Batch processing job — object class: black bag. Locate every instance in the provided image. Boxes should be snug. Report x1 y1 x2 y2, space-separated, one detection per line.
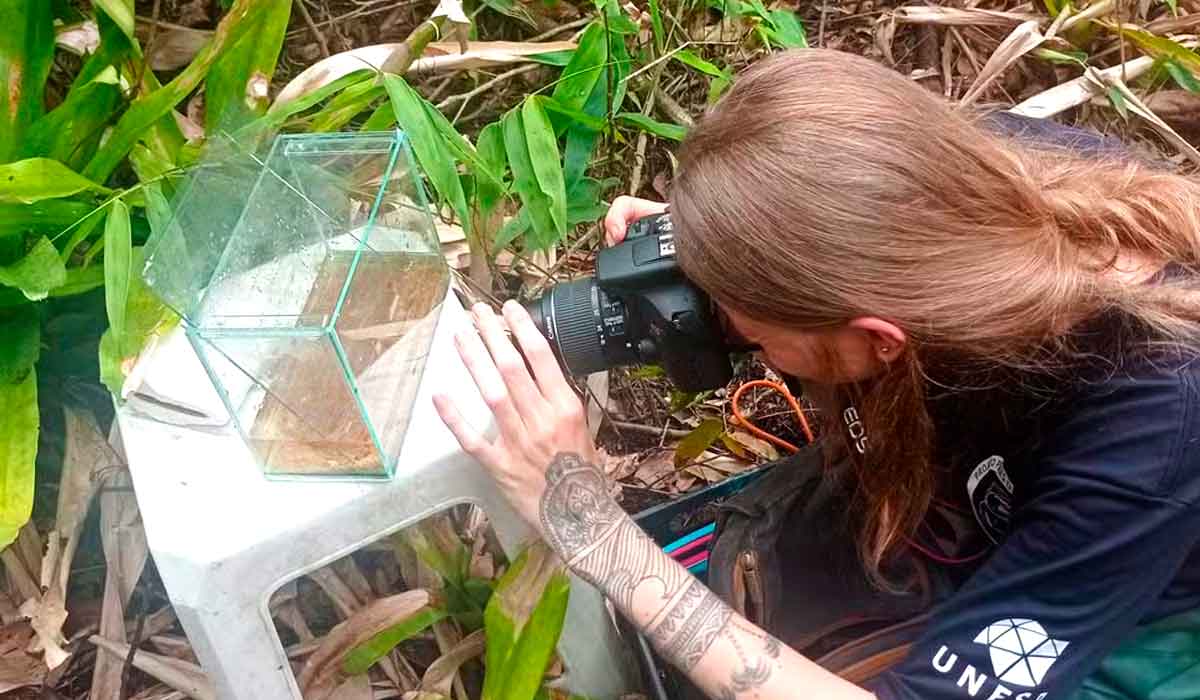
705 443 956 684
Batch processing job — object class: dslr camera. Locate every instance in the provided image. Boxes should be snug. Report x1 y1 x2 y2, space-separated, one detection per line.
523 213 736 392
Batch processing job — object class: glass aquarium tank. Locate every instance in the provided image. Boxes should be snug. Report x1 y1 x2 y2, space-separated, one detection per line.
143 131 449 479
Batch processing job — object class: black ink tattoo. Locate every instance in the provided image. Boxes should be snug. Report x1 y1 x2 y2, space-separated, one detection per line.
540 452 779 697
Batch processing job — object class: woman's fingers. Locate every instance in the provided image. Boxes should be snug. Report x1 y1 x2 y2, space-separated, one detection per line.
453 322 528 438
604 196 669 247
501 300 576 406
433 392 499 466
471 303 549 419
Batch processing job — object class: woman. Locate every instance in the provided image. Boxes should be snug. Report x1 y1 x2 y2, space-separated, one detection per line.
432 49 1200 700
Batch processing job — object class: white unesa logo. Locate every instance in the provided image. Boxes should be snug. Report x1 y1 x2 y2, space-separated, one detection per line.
973 619 1070 688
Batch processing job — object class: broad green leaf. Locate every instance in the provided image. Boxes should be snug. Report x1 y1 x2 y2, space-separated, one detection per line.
92 0 135 43
54 264 106 298
0 237 67 301
341 607 448 676
1122 27 1200 75
540 97 607 133
104 200 132 342
562 73 608 189
552 22 607 112
607 14 632 113
0 2 54 162
256 69 375 134
0 307 40 385
496 569 570 700
61 208 106 264
99 249 177 395
522 98 568 237
1166 58 1200 93
1042 0 1066 16
494 208 531 252
206 0 292 132
476 122 508 222
503 109 558 249
384 75 471 236
0 201 93 239
616 113 687 141
708 74 732 104
763 9 807 48
0 370 38 550
479 0 536 27
85 0 267 182
566 177 607 225
359 102 397 132
606 13 641 34
421 102 505 190
23 79 121 169
674 418 725 466
309 83 385 133
0 159 110 204
73 12 133 90
673 49 726 78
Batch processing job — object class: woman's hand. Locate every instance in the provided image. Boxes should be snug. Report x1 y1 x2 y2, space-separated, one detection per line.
432 300 595 531
603 195 669 247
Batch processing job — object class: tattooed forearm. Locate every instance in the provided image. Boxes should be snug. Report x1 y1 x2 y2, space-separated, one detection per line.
540 453 782 698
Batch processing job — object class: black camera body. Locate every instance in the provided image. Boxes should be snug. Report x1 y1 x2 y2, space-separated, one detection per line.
524 213 733 392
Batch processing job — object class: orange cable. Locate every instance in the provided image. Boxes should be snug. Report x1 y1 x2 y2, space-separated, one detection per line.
730 380 815 453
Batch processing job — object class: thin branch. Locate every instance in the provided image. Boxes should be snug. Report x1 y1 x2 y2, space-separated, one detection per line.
297 0 331 57
437 64 541 109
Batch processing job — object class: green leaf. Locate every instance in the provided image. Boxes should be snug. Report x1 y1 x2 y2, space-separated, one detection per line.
256 69 375 133
628 364 664 379
562 72 608 189
0 370 37 550
1033 48 1088 67
384 75 471 236
23 79 121 169
1164 0 1179 15
0 2 54 162
84 0 268 182
99 248 177 395
359 102 397 132
552 22 608 112
496 569 569 700
476 122 508 222
1166 58 1200 93
1042 0 1066 16
540 97 607 132
104 200 132 343
1107 85 1129 120
0 201 93 239
92 0 135 43
763 9 807 48
674 418 725 467
647 0 665 52
73 12 133 90
607 17 632 113
673 49 726 78
421 101 504 191
522 98 568 238
1121 27 1200 76
0 307 40 385
309 83 385 133
527 50 574 67
494 208 531 251
0 159 111 204
206 0 292 132
0 238 67 301
483 544 570 700
615 113 687 141
503 109 558 249
341 607 448 676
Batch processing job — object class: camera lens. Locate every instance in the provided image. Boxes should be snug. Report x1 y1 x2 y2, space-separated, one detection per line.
523 278 609 376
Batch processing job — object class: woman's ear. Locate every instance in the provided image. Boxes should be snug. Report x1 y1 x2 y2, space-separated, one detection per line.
848 317 907 363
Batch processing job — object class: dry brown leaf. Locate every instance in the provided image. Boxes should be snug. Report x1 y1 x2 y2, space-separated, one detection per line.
959 21 1045 107
420 629 485 697
725 430 780 462
328 673 374 700
1085 68 1200 167
893 6 1038 27
274 40 574 107
138 21 213 71
0 623 46 693
1008 55 1154 118
90 463 150 699
55 20 100 55
90 635 214 700
297 589 433 698
629 450 677 489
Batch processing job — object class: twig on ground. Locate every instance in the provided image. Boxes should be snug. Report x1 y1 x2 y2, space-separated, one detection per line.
297 0 332 58
611 420 690 439
530 17 593 42
438 64 541 109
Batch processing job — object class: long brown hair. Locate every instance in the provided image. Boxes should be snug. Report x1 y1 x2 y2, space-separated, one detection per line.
670 48 1200 580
